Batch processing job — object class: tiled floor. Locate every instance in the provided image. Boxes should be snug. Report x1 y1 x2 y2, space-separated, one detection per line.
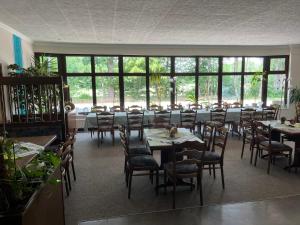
79 195 300 225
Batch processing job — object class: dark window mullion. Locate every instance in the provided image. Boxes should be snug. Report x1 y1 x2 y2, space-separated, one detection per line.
262 56 269 106
195 57 199 104
119 56 125 111
241 57 245 106
170 56 175 105
146 56 150 109
218 57 223 103
91 56 96 106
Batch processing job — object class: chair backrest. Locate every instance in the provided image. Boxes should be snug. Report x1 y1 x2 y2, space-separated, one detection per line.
253 121 271 145
91 105 107 112
210 108 227 125
211 102 224 109
96 111 115 130
180 110 196 128
262 106 278 120
189 103 203 110
171 140 207 176
230 102 242 108
211 127 229 160
110 105 122 112
153 110 171 128
149 104 161 111
167 104 181 111
201 123 215 150
127 110 144 128
240 108 256 124
127 105 142 112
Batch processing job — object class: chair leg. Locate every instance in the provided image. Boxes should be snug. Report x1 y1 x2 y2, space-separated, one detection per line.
150 170 153 184
198 175 203 206
250 144 254 164
71 161 76 181
288 152 292 173
101 132 104 143
164 170 167 194
156 169 159 196
241 138 245 159
208 165 211 175
125 167 129 187
128 170 133 199
172 180 176 209
97 132 100 147
254 146 259 166
213 164 216 179
190 178 193 191
63 174 69 196
220 165 225 189
67 169 72 191
267 153 272 174
112 131 115 145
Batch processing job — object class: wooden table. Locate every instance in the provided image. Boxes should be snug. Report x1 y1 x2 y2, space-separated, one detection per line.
260 120 300 167
14 135 57 167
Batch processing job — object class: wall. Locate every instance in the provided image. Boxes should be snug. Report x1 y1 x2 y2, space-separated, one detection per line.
0 23 33 123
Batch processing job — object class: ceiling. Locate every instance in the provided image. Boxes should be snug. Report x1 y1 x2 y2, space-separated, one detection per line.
0 0 300 45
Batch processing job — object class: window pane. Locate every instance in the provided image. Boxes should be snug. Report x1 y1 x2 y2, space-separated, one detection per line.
270 58 286 71
223 57 242 72
149 75 170 109
66 56 91 73
39 56 58 72
267 74 286 105
175 76 195 107
124 76 146 108
199 76 218 105
149 57 171 73
67 76 93 112
199 57 219 73
245 57 263 72
222 75 241 103
123 57 146 73
96 77 120 107
95 56 118 73
175 57 195 73
244 75 262 106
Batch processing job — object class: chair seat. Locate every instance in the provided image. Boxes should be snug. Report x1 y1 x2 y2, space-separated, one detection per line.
128 155 158 168
203 151 221 162
206 121 223 127
129 145 151 155
260 141 292 151
165 162 198 174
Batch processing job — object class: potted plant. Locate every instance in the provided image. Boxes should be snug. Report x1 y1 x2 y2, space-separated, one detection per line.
289 87 300 121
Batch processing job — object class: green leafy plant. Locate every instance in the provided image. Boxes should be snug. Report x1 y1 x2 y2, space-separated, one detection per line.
289 87 300 104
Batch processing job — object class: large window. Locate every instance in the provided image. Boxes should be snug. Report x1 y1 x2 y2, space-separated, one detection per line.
96 76 119 107
244 74 262 106
222 75 241 103
245 57 263 72
223 57 242 73
149 75 170 108
175 76 195 107
149 57 171 73
267 74 286 105
95 56 118 73
67 76 93 112
199 57 219 73
39 56 58 72
123 57 146 73
66 56 91 73
124 76 146 108
199 76 218 105
175 57 195 73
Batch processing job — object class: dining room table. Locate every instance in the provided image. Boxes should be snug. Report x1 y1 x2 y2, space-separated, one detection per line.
260 120 300 168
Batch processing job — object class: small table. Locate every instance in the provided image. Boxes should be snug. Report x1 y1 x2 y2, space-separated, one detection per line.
14 135 57 167
260 121 300 167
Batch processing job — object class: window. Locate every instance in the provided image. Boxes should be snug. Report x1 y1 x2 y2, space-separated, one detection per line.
199 57 219 73
223 57 242 72
39 56 58 72
175 57 196 73
244 74 262 106
123 57 146 73
245 57 263 72
149 57 171 73
95 56 118 73
267 74 286 105
67 76 93 112
124 76 146 108
222 75 241 103
270 58 285 71
198 76 218 105
66 56 91 73
175 76 195 107
149 75 170 108
96 77 120 107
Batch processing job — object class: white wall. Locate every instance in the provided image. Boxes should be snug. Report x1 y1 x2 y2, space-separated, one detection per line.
0 24 33 123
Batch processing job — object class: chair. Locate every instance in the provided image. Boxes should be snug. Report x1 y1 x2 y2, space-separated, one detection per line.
122 133 159 199
152 110 171 128
200 122 215 151
126 110 144 140
150 104 161 111
211 102 224 109
164 140 206 208
206 108 227 128
189 103 203 110
127 105 143 112
230 102 242 108
232 108 256 137
253 121 292 174
167 104 182 111
262 106 279 120
110 105 122 112
96 111 115 147
91 105 107 112
179 110 197 133
202 127 228 189
240 119 256 163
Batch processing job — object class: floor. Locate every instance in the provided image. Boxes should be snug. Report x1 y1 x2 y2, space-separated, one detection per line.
64 131 300 225
79 195 300 225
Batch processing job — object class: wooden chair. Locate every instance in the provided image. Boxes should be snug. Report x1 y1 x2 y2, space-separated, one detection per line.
200 122 215 151
127 105 143 112
152 110 171 128
149 104 161 111
167 104 182 111
189 103 203 110
96 111 115 147
110 105 122 112
202 127 228 189
206 108 227 128
240 119 256 163
126 110 144 140
62 132 77 181
164 140 206 208
253 121 292 174
211 102 224 109
179 110 197 133
230 102 242 108
262 106 279 120
232 108 256 137
122 133 159 199
91 105 107 112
